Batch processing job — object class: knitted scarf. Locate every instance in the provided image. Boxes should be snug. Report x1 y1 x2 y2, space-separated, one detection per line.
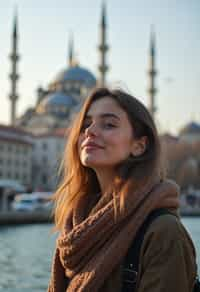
48 178 179 292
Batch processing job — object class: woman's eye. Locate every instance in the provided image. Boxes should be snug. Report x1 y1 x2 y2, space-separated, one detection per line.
81 122 91 131
103 123 116 129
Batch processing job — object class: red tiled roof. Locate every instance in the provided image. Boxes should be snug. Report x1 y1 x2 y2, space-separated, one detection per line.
0 124 33 136
0 124 33 145
34 128 70 138
0 136 32 146
53 127 70 137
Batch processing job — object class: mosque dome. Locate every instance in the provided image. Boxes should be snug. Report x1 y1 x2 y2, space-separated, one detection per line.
179 122 200 135
36 91 77 116
53 64 96 87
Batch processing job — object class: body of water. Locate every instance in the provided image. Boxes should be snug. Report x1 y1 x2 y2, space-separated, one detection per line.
0 217 199 291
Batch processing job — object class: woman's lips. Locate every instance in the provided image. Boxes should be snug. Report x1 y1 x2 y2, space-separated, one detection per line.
82 142 104 150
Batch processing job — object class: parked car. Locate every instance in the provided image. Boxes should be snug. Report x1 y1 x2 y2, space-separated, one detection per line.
11 192 53 211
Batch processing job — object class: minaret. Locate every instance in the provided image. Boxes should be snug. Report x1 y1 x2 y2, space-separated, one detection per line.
68 33 74 67
98 2 109 87
148 27 157 119
9 11 20 126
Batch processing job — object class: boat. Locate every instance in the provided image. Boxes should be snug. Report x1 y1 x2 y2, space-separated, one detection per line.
180 188 200 216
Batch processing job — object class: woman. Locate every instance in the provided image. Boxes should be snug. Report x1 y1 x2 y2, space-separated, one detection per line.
48 87 197 292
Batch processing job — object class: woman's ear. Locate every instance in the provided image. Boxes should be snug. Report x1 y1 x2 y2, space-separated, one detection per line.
131 136 148 157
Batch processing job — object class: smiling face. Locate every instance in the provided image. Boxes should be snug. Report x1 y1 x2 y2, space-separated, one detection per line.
78 97 142 173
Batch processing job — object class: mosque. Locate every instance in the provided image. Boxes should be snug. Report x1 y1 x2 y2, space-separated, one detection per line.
5 3 200 191
8 3 158 135
15 48 98 134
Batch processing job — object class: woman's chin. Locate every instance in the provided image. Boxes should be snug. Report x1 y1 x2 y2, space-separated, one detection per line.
81 158 106 169
82 160 100 168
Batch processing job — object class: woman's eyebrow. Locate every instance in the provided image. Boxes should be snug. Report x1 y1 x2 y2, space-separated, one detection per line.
86 113 120 120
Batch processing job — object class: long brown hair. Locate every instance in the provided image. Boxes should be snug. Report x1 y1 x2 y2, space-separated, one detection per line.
53 87 165 230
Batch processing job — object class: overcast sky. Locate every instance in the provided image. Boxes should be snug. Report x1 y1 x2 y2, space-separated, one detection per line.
0 0 199 134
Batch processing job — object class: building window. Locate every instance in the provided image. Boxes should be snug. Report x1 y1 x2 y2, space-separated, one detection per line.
0 158 3 164
42 156 48 164
15 173 19 179
42 174 47 184
57 143 61 151
64 83 71 91
74 82 79 89
42 142 48 150
8 145 12 152
23 147 28 155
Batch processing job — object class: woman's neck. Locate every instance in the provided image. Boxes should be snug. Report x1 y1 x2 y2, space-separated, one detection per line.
94 168 116 195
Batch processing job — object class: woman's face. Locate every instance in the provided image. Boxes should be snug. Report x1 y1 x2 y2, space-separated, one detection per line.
78 97 143 172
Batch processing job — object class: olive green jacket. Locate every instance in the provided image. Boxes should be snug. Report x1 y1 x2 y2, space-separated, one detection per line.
136 213 196 292
48 213 197 292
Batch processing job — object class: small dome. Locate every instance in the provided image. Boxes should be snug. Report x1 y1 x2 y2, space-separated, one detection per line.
180 122 200 135
37 91 77 116
53 65 96 87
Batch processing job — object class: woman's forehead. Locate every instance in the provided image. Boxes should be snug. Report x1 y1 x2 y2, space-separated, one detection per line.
86 97 126 118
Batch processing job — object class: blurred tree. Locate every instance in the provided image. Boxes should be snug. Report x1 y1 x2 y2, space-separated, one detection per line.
161 138 200 190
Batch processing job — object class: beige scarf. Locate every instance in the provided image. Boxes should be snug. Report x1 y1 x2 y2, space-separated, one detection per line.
48 178 179 292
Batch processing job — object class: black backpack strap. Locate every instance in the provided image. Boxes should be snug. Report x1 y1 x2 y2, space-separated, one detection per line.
122 208 174 292
193 276 200 292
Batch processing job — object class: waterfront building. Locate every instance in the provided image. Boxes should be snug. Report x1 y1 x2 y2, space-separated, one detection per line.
32 128 67 190
0 125 67 196
0 125 33 187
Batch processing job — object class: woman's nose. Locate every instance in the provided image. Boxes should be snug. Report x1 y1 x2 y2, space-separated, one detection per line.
85 123 98 137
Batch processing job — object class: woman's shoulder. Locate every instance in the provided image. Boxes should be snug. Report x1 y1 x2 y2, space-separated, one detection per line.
146 211 183 237
142 210 196 258
138 210 197 291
